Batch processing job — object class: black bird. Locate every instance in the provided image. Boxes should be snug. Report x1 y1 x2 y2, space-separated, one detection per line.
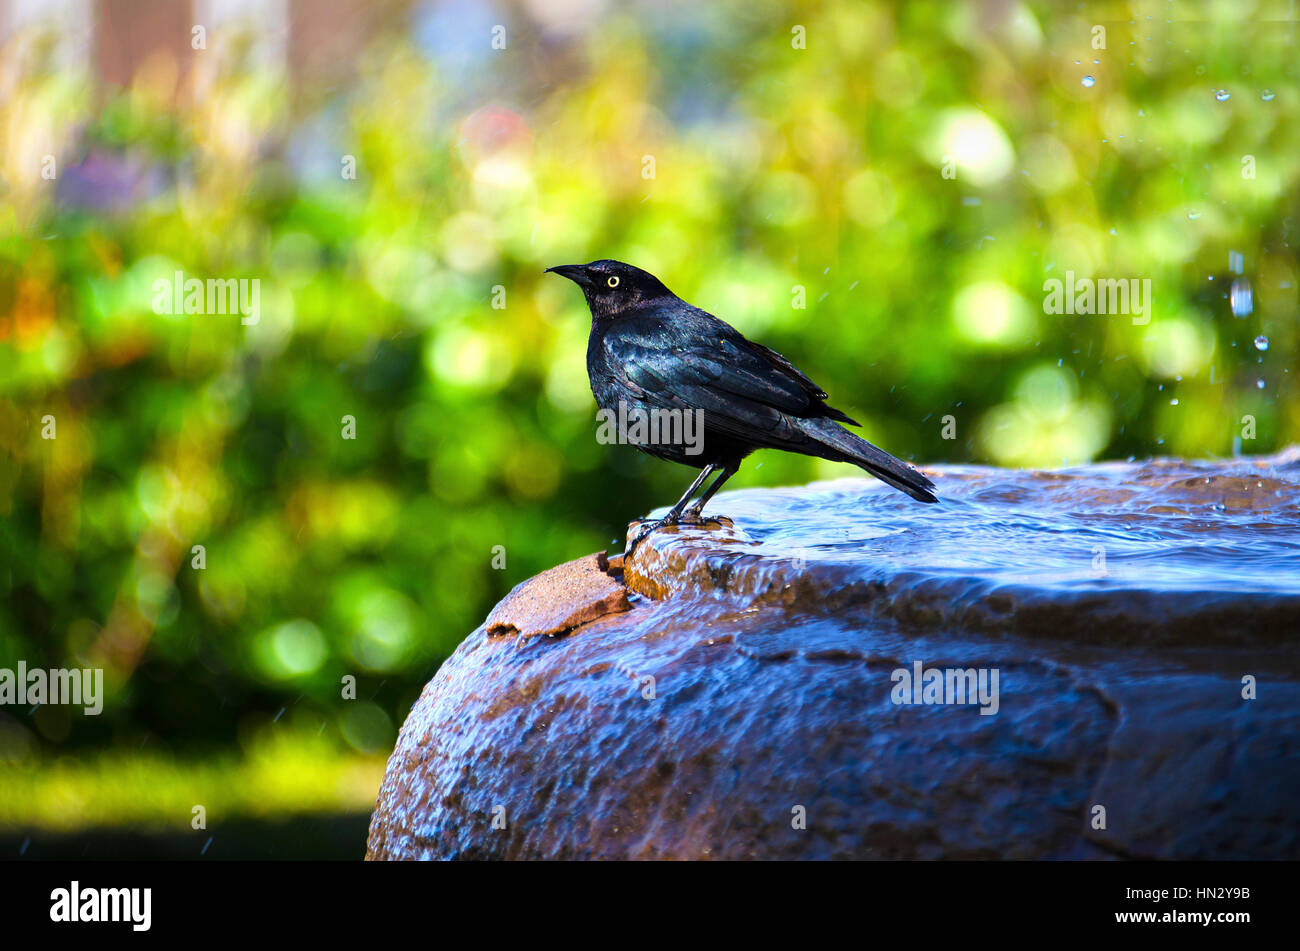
546 260 937 550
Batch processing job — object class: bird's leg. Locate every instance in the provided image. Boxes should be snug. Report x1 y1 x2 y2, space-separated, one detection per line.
660 464 717 524
682 464 738 520
627 465 715 556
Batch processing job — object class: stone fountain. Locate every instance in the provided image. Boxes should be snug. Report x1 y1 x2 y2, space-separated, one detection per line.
366 450 1300 860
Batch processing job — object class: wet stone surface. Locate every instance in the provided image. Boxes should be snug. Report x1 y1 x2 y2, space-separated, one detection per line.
367 450 1300 860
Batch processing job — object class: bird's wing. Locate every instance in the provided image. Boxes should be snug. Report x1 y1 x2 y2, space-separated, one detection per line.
743 340 827 398
602 321 829 443
743 339 859 425
638 305 858 425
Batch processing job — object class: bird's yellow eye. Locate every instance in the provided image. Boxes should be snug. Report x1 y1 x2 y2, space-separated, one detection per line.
607 276 620 288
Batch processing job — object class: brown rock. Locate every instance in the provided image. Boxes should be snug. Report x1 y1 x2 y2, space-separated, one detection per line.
484 551 630 639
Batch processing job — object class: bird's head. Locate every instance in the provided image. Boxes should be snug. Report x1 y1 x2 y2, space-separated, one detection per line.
544 260 673 316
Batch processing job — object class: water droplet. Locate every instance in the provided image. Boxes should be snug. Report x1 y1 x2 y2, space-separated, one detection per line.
1254 335 1269 351
1261 89 1275 101
1081 76 1095 88
1229 250 1243 274
1230 278 1253 317
1170 398 1179 405
1256 379 1266 389
1215 89 1231 101
1187 210 1202 220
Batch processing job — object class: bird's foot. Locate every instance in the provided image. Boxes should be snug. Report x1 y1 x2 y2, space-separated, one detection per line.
681 507 732 528
626 517 671 558
627 511 733 557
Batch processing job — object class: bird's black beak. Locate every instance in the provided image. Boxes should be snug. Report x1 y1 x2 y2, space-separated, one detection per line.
544 264 593 288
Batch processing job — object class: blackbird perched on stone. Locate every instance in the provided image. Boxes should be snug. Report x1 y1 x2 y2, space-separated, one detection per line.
547 259 937 551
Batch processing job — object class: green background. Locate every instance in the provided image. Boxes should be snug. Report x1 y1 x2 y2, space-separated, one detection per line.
1 0 1296 850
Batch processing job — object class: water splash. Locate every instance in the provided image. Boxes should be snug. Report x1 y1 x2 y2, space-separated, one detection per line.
1230 278 1253 317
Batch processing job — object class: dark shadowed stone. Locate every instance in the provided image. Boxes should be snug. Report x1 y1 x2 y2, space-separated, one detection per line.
367 451 1300 860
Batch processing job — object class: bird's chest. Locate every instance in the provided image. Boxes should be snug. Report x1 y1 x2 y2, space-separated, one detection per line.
586 331 629 413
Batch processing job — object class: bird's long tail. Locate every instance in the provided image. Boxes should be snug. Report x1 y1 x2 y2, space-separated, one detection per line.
801 418 939 503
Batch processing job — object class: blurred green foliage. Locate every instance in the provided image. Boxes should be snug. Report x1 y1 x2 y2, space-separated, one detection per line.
1 0 1297 825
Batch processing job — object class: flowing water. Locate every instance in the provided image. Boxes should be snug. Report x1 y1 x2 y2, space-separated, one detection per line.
628 448 1300 645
